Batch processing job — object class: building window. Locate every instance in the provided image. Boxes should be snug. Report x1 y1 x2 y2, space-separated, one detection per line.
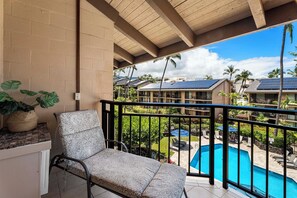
265 94 278 104
185 91 192 99
250 94 256 103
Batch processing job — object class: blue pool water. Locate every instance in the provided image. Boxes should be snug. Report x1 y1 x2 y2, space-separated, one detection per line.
190 144 297 198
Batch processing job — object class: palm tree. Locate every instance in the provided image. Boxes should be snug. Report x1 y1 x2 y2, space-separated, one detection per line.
204 75 213 80
287 66 297 77
138 74 156 83
154 54 181 102
235 70 253 94
223 65 239 81
275 23 293 135
124 65 137 100
268 68 280 78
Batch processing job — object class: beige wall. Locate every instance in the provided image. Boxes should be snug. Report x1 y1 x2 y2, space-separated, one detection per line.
0 0 3 128
2 0 113 154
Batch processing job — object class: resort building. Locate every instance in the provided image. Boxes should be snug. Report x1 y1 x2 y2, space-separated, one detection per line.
245 78 297 125
138 79 231 117
0 0 296 198
114 78 150 98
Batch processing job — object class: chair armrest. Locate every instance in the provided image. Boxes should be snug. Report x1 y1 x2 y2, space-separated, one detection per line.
105 139 128 152
54 155 91 180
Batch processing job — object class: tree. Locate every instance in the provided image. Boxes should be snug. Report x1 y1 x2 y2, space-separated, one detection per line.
204 75 213 80
124 65 137 100
275 23 293 136
153 54 181 102
268 68 280 78
287 66 297 77
256 113 269 123
235 70 253 94
138 74 156 83
223 65 239 81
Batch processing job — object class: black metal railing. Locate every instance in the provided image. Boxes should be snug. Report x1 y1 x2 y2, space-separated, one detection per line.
101 100 297 198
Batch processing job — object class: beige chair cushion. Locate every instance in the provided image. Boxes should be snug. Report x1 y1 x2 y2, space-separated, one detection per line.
57 110 106 163
71 149 186 198
142 163 187 198
71 149 161 197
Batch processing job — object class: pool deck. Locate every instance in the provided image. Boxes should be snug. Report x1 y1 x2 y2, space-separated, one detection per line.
171 136 297 182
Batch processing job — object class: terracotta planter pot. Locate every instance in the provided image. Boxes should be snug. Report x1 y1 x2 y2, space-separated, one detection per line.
7 111 38 132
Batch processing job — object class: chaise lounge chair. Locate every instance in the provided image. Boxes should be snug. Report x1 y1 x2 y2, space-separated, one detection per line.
172 137 187 148
270 151 289 160
203 130 209 139
215 131 222 139
276 154 296 163
49 110 188 198
235 136 243 144
247 137 252 147
284 158 297 169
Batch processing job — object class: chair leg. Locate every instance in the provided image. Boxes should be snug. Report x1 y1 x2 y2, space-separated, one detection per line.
49 155 60 174
184 188 188 198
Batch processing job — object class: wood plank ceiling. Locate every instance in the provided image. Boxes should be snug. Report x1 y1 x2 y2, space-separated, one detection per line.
87 0 297 69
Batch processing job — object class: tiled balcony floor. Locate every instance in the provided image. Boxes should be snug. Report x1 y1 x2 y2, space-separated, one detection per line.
42 169 247 198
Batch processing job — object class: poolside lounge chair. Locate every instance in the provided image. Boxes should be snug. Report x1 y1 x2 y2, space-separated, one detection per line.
271 151 289 159
49 110 188 198
276 154 296 163
203 130 209 139
235 136 243 144
172 137 187 148
215 131 222 139
284 158 297 169
247 137 252 147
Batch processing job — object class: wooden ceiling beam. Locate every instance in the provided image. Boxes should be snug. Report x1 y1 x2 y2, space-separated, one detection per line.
113 59 119 68
118 2 297 69
247 0 266 28
87 0 159 57
114 44 134 64
145 0 195 47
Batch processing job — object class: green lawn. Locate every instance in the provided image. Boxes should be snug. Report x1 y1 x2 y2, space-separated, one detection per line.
151 136 199 158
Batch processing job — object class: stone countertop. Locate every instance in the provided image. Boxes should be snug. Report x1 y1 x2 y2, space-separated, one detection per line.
0 123 51 150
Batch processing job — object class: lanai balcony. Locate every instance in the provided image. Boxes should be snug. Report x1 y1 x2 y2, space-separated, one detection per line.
0 0 297 198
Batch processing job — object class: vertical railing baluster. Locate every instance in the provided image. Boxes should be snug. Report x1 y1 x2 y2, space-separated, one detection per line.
284 129 287 198
139 116 141 156
158 116 161 161
251 123 254 193
149 116 151 158
168 117 171 163
129 115 132 153
237 121 240 185
209 107 215 185
178 117 181 166
188 117 191 174
199 118 202 175
101 102 107 140
108 103 115 148
265 126 269 197
222 107 229 189
118 104 123 150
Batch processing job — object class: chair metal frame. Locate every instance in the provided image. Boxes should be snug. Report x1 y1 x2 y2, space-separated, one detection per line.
49 139 188 198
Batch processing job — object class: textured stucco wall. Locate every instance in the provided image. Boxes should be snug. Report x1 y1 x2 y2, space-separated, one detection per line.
3 0 113 154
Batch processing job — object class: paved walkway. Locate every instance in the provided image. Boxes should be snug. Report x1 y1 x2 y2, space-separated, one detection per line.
171 136 297 182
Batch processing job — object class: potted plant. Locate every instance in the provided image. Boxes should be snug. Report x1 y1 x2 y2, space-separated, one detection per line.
0 80 59 132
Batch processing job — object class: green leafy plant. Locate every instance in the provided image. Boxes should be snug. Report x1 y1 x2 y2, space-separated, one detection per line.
0 80 59 115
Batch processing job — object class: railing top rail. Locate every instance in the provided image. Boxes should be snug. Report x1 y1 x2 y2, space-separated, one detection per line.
100 100 297 115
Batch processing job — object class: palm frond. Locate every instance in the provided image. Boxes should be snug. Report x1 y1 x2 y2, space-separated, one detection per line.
170 59 177 67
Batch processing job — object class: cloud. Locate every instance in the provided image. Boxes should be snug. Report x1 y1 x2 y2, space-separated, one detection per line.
131 47 295 79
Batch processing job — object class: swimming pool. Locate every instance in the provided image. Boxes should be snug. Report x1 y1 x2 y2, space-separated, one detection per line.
190 144 297 198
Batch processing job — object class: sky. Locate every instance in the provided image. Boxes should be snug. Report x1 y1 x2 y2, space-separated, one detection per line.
127 22 297 80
